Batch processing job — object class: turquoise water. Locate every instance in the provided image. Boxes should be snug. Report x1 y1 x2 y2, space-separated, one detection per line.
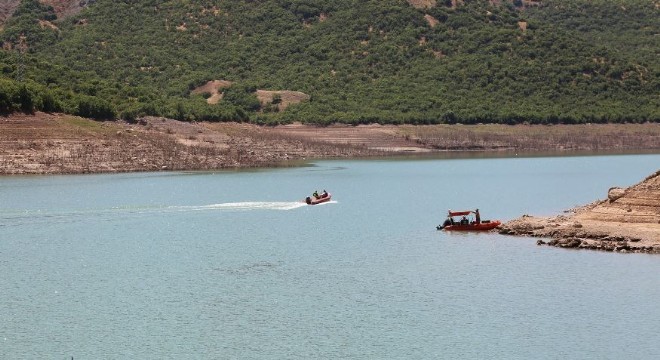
1 154 659 359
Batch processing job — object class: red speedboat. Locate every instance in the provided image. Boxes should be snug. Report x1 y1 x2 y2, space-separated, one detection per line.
305 192 331 205
437 209 501 231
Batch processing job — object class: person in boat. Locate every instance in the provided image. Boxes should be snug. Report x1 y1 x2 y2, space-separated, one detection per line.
321 190 328 198
461 216 468 225
313 190 319 199
475 209 481 224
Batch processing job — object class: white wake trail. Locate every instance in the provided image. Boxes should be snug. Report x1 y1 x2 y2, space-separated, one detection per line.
168 201 308 212
0 201 328 227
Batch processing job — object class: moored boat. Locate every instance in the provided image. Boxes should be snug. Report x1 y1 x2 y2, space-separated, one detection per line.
437 209 501 231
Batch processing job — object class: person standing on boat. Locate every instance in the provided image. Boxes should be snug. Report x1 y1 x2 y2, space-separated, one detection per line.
475 209 481 224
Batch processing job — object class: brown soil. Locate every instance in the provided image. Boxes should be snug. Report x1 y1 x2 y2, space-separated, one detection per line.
267 123 432 152
190 80 310 110
191 80 233 105
1 0 88 29
0 1 20 27
499 171 660 253
0 113 387 174
407 0 437 9
255 90 311 111
424 14 439 28
0 0 21 26
398 123 660 151
2 113 659 175
41 0 87 19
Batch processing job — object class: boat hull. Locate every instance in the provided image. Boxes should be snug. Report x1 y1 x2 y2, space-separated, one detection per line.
438 220 501 231
305 194 331 205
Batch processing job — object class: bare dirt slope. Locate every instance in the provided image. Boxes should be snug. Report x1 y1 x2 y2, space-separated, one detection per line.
0 1 20 27
2 114 660 175
191 80 310 109
0 113 386 174
191 80 233 105
1 1 87 27
272 123 660 152
500 171 660 253
268 123 431 152
255 90 310 111
407 0 437 9
41 0 88 19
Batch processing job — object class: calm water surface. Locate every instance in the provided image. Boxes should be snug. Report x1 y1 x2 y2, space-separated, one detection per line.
1 154 659 359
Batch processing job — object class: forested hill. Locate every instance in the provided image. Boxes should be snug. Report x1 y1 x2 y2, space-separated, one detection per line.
0 0 658 124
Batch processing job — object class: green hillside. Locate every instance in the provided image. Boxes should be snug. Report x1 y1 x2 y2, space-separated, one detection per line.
0 0 658 124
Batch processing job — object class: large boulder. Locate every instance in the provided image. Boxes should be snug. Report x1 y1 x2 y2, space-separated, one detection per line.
607 187 625 202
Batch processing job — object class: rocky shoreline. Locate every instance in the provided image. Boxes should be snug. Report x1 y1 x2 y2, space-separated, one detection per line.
499 214 660 254
499 170 660 254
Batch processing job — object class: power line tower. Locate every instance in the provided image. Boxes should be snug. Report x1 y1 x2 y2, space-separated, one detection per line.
16 34 28 82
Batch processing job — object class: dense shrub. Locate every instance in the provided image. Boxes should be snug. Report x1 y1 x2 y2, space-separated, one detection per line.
75 95 116 120
0 0 657 123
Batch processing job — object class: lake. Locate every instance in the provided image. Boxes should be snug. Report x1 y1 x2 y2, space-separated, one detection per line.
1 154 659 359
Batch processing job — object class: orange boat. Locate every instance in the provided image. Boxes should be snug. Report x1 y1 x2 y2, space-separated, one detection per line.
305 191 331 205
437 209 501 231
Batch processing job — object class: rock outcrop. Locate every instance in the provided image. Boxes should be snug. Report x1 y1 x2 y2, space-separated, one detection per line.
500 170 660 253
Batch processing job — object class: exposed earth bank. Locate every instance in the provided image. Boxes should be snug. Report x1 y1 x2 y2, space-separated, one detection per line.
0 113 388 174
2 112 659 175
499 171 660 254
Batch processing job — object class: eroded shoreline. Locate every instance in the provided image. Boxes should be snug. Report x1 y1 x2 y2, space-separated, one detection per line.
499 171 660 253
2 113 659 175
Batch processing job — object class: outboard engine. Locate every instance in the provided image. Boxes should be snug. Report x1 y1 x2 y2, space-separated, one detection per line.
437 218 451 230
305 196 311 204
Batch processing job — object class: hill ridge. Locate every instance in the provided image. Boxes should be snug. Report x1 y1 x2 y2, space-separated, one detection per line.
0 0 657 124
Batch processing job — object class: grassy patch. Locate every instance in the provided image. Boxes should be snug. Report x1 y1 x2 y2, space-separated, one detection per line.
61 116 115 135
62 116 102 128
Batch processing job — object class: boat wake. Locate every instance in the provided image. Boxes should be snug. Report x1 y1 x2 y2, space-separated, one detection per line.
167 201 308 212
0 201 318 227
0 199 339 227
